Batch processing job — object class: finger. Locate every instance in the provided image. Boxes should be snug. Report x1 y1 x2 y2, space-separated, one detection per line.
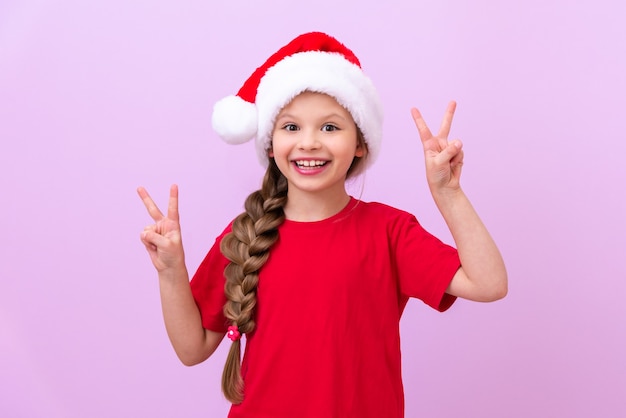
450 148 464 169
410 107 433 143
435 140 463 166
141 229 169 249
437 101 457 139
139 230 158 252
141 239 158 253
167 184 179 222
137 186 164 222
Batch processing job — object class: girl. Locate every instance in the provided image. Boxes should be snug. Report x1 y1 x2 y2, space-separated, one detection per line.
138 32 507 418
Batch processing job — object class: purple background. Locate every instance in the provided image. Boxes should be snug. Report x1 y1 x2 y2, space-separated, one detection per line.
2 0 625 417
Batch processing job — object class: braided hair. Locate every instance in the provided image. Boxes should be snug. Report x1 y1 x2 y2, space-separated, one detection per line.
220 129 367 403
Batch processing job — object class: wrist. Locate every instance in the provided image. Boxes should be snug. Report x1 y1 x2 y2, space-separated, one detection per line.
430 185 464 204
158 263 189 283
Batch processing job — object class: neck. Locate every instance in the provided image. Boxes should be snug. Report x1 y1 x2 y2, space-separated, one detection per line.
283 188 351 222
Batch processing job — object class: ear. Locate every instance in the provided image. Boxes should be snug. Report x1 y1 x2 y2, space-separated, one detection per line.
354 143 365 158
268 148 274 158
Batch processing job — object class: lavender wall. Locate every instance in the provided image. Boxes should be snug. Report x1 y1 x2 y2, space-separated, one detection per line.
1 0 625 417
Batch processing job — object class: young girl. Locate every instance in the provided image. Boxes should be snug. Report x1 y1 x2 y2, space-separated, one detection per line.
138 32 507 418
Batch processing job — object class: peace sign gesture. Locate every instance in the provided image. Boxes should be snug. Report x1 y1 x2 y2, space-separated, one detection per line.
138 184 185 273
411 101 464 193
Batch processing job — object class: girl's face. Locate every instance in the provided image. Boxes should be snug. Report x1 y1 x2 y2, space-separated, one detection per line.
269 92 364 198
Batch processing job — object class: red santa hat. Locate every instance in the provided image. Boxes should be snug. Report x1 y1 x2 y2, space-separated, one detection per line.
211 32 384 168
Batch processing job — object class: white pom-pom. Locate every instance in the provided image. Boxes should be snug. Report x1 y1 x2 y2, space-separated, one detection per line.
211 95 257 144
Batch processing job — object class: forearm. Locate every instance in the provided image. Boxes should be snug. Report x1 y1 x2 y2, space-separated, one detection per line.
433 188 508 301
158 266 222 365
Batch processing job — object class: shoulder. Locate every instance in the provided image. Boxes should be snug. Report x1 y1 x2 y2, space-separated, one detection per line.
352 200 433 246
354 199 417 224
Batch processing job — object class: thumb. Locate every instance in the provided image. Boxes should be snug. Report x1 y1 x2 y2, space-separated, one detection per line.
141 229 169 249
436 140 463 165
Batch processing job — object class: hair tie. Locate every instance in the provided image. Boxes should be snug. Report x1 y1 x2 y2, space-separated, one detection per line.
227 325 241 342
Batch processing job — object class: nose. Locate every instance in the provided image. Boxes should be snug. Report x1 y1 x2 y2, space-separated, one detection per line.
297 129 321 150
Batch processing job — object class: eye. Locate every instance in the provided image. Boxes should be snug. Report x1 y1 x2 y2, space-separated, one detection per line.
282 123 299 131
322 124 339 132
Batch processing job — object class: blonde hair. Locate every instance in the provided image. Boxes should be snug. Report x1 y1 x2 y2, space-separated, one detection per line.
219 129 368 404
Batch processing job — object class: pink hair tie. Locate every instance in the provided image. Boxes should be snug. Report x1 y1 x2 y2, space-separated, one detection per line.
227 325 241 341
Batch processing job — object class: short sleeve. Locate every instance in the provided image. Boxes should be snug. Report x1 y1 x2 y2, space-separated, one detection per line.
189 225 232 333
393 214 461 312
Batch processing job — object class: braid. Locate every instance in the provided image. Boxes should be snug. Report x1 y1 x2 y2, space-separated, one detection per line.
219 160 287 404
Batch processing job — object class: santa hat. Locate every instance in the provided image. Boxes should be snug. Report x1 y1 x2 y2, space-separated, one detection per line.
211 32 384 168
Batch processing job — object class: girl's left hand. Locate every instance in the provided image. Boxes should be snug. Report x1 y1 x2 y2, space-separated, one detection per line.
411 101 464 193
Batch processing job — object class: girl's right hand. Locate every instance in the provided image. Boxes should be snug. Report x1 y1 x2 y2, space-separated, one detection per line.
137 184 185 273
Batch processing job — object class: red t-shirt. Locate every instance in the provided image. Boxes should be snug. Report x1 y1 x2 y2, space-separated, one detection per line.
190 198 460 418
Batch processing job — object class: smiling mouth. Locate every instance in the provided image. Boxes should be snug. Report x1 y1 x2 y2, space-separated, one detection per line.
294 160 328 169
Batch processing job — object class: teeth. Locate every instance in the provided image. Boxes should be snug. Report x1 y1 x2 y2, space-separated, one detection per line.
295 160 326 168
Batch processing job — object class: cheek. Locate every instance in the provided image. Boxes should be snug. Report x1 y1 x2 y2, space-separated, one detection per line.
269 136 290 158
269 145 290 168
